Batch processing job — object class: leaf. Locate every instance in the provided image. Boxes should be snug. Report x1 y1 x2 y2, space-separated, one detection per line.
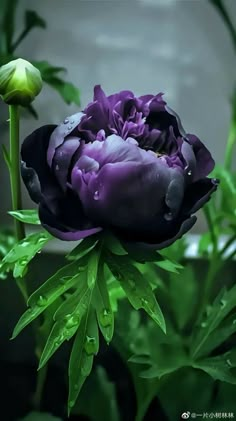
106 253 166 333
87 246 100 289
155 258 183 273
33 61 66 78
93 262 114 343
18 411 62 421
68 309 99 414
66 236 99 261
140 345 188 379
195 313 236 357
8 209 40 225
104 234 128 255
193 348 236 384
2 144 11 170
45 77 80 106
12 260 86 338
198 232 212 257
24 10 46 30
209 0 236 53
0 231 52 277
38 282 92 370
191 284 236 359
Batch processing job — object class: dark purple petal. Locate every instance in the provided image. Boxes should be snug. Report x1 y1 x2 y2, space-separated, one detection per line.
186 133 215 179
47 112 84 167
21 125 58 205
182 178 218 214
53 136 80 191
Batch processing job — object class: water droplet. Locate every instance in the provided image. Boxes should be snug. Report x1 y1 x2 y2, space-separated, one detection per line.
65 314 80 329
64 118 69 124
84 335 97 355
94 190 99 200
70 120 74 124
38 237 46 245
226 358 232 367
18 258 28 266
212 178 219 185
141 298 149 306
220 299 227 308
201 322 207 328
21 241 30 247
99 309 113 327
233 320 236 325
37 295 48 307
37 250 42 254
164 211 173 221
187 170 192 176
56 164 59 170
68 126 72 130
68 400 75 408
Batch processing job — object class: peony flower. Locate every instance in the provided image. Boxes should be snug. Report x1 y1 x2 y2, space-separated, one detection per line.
21 85 218 249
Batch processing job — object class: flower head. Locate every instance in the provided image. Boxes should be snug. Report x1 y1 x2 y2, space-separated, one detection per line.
21 86 218 249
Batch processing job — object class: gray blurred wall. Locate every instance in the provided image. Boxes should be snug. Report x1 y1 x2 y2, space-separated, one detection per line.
1 0 236 234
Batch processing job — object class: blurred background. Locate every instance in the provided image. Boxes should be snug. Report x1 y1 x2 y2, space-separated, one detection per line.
1 0 236 233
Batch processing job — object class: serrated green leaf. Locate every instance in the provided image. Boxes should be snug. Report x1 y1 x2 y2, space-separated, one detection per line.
8 209 40 224
93 262 114 343
38 284 92 370
33 60 66 78
0 231 51 277
12 260 86 339
104 234 128 256
193 348 236 384
195 313 236 357
106 254 166 333
191 284 236 359
68 309 99 414
87 247 100 289
66 236 99 261
155 258 183 273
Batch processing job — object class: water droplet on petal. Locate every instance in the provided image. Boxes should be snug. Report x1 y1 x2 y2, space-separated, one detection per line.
164 211 173 221
212 178 219 185
201 322 207 328
68 126 72 130
37 295 48 307
94 190 99 200
99 309 113 327
187 170 192 176
64 118 69 124
70 120 74 124
84 335 97 356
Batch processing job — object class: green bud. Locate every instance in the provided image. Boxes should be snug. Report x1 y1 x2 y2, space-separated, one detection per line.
0 58 42 106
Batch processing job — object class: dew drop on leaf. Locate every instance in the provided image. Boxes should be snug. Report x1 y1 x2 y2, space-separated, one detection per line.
37 295 48 307
84 335 97 356
226 359 232 367
201 322 207 328
99 309 113 327
220 299 227 308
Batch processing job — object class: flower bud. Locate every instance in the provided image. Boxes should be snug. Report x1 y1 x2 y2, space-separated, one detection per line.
0 58 42 106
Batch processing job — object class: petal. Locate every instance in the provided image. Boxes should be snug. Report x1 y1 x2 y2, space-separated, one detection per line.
39 188 102 241
21 125 58 204
47 112 84 167
53 136 80 191
182 178 219 215
186 133 215 179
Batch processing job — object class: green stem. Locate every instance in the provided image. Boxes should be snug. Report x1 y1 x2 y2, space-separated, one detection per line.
9 105 28 301
9 105 25 241
32 364 48 411
224 118 236 171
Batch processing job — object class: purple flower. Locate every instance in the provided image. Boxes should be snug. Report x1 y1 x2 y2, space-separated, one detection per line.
21 85 218 249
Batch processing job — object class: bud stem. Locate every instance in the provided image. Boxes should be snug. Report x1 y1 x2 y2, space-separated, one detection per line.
9 105 28 302
9 105 25 241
